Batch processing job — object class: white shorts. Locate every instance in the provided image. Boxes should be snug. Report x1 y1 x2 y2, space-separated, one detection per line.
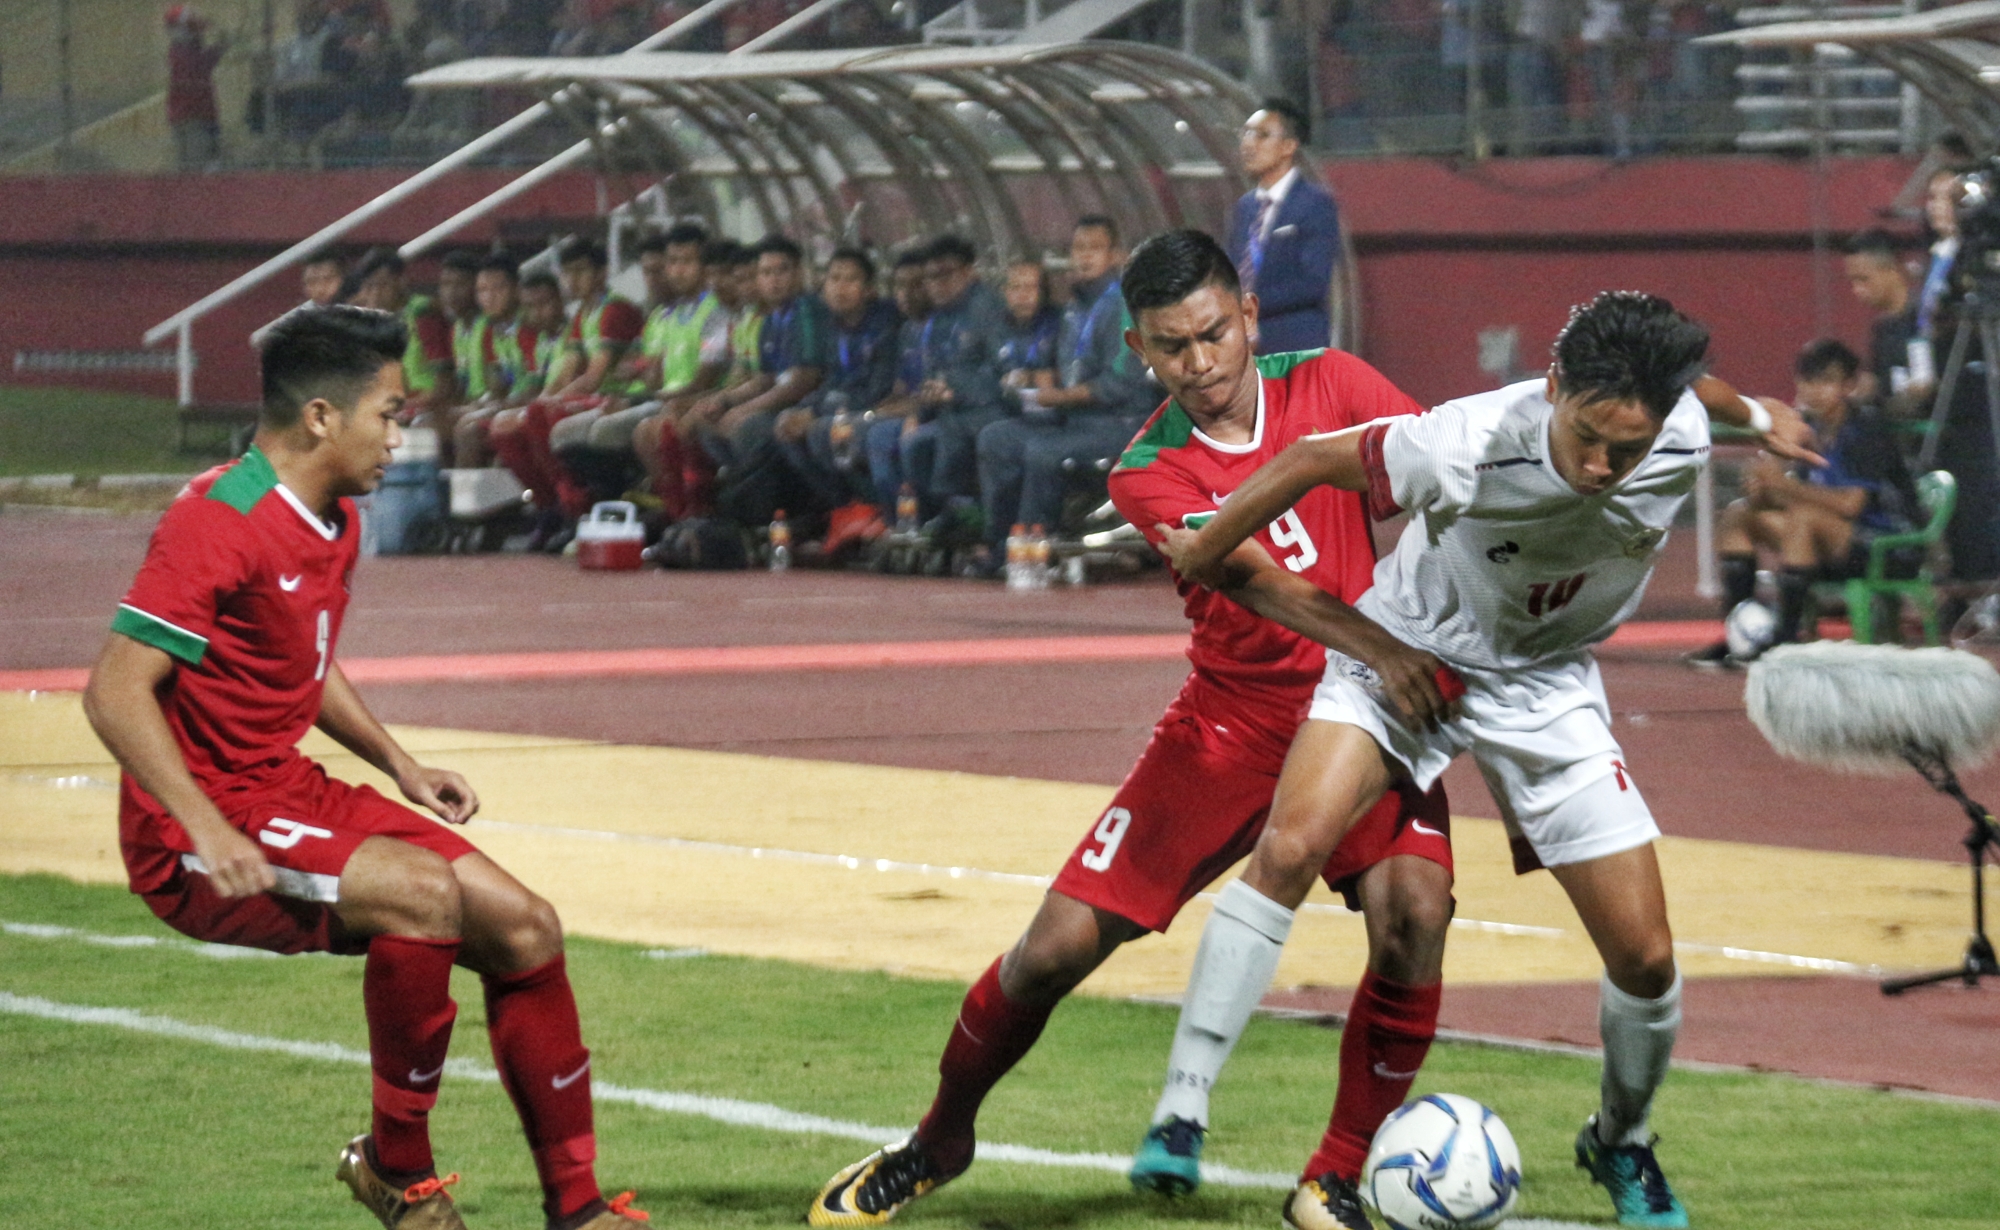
1307 651 1658 870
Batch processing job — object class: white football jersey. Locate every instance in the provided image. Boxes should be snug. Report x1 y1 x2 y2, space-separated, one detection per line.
1358 378 1709 671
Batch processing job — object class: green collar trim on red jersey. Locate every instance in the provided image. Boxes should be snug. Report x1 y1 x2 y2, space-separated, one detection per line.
1117 402 1194 470
1252 348 1326 379
206 447 279 516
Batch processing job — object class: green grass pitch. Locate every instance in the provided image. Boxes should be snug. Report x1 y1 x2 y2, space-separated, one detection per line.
1 872 1994 1229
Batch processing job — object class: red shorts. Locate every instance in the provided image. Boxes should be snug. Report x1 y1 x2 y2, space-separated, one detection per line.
120 761 479 956
1050 707 1452 932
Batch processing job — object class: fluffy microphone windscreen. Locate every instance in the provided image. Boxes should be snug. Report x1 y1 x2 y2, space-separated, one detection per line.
1745 641 2000 774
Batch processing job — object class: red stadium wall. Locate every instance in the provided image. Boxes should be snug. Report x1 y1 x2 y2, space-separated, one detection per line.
0 156 1917 409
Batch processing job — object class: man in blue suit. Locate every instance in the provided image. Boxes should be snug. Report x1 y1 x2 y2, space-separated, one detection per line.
1227 98 1341 355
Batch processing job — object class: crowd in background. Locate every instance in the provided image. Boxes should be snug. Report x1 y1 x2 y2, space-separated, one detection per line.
302 214 1155 575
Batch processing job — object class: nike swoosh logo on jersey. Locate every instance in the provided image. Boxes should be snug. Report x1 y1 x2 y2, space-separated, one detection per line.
1410 820 1445 838
1211 491 1231 504
408 1064 445 1084
278 574 303 592
552 1059 591 1090
1373 1062 1422 1080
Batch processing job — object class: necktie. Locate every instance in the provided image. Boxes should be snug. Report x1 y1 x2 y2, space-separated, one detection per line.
1243 194 1274 293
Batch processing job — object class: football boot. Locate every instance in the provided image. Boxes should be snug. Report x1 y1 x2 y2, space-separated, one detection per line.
335 1135 467 1230
1284 1172 1375 1230
808 1136 960 1226
1127 1115 1205 1197
1575 1118 1689 1228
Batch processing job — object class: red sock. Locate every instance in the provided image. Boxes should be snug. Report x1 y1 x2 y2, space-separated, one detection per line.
913 958 1054 1174
484 955 601 1220
652 428 689 520
363 935 461 1176
492 421 556 511
1304 970 1441 1183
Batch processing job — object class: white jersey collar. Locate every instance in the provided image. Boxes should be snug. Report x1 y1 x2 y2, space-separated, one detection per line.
275 483 340 541
1190 375 1265 454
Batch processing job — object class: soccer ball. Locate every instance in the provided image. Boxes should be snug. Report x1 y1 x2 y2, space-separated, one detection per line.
1361 1094 1522 1230
1725 597 1779 660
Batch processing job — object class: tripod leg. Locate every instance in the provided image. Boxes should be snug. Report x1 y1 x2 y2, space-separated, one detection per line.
1919 316 1972 471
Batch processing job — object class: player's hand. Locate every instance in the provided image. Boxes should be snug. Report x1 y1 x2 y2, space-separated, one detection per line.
1155 523 1225 588
1756 398 1826 468
399 765 480 825
189 821 277 899
1359 632 1464 733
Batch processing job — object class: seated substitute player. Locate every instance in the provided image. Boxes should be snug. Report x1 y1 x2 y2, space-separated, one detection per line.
1153 291 1817 1230
1691 337 1920 664
82 306 647 1230
808 230 1463 1230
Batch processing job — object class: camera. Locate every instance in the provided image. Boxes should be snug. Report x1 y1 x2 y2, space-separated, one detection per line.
1951 158 2000 300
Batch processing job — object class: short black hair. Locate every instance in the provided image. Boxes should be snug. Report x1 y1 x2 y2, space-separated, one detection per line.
439 249 482 276
521 271 561 296
1844 228 1899 262
354 246 404 281
1551 291 1710 421
258 305 406 428
755 234 804 265
1796 336 1861 381
927 234 978 267
725 241 759 269
302 249 345 271
826 246 876 283
1074 214 1119 246
1121 229 1240 317
663 222 709 250
1257 97 1310 145
477 254 519 281
637 233 671 257
892 246 931 271
557 236 607 268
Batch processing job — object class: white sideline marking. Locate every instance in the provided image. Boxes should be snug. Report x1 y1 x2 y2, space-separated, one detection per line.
0 989 1601 1227
0 919 294 960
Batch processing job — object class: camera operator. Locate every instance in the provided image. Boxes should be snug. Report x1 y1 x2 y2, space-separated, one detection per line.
1917 166 2000 603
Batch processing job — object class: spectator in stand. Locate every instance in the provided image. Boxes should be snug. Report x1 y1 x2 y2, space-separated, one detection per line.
1579 0 1640 158
997 259 1060 394
774 247 902 538
302 250 347 308
1228 99 1340 355
349 247 458 423
1504 0 1567 154
863 247 936 518
906 235 1008 541
1843 229 1918 410
1693 339 1919 665
686 234 830 528
975 216 1152 571
448 254 524 467
166 6 228 171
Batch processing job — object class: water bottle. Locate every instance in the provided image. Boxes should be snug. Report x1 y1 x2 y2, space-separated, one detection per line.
895 483 919 534
1005 523 1031 591
826 394 856 471
768 509 792 572
1028 523 1052 590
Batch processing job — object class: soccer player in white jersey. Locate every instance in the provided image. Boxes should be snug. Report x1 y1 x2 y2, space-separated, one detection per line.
1151 292 1815 1229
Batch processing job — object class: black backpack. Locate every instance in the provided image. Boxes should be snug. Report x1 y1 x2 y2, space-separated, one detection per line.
651 516 751 570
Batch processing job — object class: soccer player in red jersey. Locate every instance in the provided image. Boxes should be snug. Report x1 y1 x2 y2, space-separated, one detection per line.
83 307 647 1230
808 231 1461 1230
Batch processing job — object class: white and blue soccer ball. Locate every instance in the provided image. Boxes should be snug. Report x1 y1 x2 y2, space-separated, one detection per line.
1725 597 1779 661
1361 1093 1523 1230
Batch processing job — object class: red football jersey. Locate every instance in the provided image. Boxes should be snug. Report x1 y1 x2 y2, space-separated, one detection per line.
1108 349 1422 770
112 448 359 822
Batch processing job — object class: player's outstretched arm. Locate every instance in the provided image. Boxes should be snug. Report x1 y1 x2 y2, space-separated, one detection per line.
1155 425 1373 587
1215 540 1462 732
1693 374 1825 467
83 636 277 898
317 664 479 824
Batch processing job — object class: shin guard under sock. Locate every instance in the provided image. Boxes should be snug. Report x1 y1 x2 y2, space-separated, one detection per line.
1597 969 1682 1147
1151 880 1295 1127
484 955 601 1220
914 957 1055 1173
1304 971 1441 1182
364 935 461 1175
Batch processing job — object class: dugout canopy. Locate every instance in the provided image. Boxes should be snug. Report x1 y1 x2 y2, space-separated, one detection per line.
403 41 1259 260
1701 0 2000 154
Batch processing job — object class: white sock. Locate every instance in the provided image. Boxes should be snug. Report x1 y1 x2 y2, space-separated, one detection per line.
1151 879 1295 1127
1596 968 1682 1147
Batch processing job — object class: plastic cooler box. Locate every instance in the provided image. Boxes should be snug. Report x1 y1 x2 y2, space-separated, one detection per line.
576 500 645 570
445 467 526 519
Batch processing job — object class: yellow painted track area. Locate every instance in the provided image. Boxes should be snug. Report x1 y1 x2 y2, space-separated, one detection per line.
1 690 1974 996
